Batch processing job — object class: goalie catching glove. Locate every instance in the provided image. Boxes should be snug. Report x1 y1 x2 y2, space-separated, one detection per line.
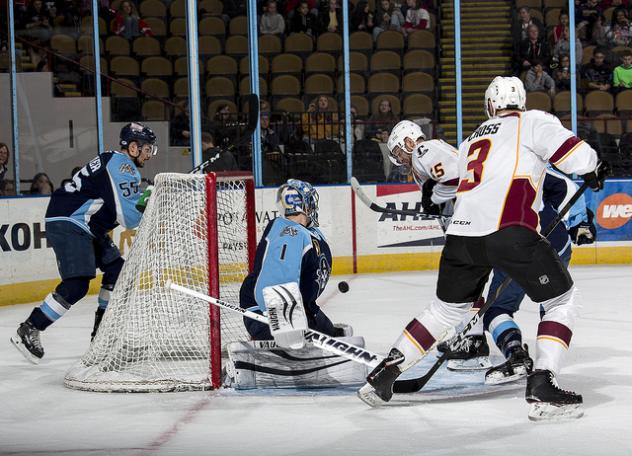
135 186 153 213
263 282 308 349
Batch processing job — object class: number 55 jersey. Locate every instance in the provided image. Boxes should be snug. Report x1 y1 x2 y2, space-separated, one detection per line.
45 151 144 236
448 110 598 237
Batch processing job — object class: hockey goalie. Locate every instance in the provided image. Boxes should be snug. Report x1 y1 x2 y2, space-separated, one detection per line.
225 179 367 389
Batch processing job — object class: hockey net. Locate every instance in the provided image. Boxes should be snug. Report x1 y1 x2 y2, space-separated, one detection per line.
64 172 256 392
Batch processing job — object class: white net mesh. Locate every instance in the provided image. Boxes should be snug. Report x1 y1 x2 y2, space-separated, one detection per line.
64 172 253 392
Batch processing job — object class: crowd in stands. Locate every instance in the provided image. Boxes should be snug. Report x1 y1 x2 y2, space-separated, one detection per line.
512 3 632 94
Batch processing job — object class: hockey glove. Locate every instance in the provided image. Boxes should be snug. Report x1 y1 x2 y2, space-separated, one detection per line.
135 185 153 213
568 208 597 245
421 180 442 215
581 161 609 192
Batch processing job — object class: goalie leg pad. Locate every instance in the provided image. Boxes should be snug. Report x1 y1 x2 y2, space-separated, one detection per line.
226 337 369 389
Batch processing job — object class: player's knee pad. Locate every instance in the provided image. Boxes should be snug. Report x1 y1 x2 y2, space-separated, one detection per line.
101 257 124 287
539 286 581 329
55 277 91 305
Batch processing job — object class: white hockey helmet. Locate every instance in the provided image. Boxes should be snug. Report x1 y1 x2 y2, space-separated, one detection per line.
484 76 526 119
386 120 426 167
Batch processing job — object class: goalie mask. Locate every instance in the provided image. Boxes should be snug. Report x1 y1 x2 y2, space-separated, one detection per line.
276 179 320 227
484 76 526 119
387 120 426 171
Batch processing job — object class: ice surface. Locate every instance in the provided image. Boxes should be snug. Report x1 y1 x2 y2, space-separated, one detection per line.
1 266 631 456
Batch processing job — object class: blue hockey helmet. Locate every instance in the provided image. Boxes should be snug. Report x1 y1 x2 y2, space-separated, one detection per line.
276 179 320 227
120 122 158 155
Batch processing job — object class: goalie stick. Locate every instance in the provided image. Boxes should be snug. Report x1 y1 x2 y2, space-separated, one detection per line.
166 281 383 369
189 94 259 174
350 177 449 231
392 182 591 394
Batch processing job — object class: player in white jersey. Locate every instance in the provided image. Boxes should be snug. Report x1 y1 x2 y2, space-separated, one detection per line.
386 120 459 215
358 76 608 421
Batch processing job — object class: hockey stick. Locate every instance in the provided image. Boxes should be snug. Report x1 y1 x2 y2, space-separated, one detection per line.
189 94 260 174
166 281 383 369
350 177 449 232
392 181 590 394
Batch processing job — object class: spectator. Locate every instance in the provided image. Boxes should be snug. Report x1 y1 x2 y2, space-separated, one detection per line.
260 0 286 35
113 1 153 39
289 1 318 36
20 0 53 43
582 48 612 91
591 14 611 47
54 0 81 36
169 99 213 146
260 113 287 186
366 98 399 139
553 26 582 64
373 0 405 40
613 50 632 89
350 1 374 33
515 24 550 74
0 143 9 190
576 0 600 41
213 103 238 149
402 0 430 36
512 6 544 45
29 172 54 195
553 54 573 91
201 132 239 172
609 8 631 46
320 0 343 33
552 11 569 44
524 60 556 95
285 0 318 17
261 112 282 152
301 95 340 140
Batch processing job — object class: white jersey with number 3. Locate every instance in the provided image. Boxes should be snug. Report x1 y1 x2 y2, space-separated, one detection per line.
447 110 598 237
411 139 460 205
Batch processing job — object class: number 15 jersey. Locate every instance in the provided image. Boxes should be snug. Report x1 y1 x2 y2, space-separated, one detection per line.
447 110 598 237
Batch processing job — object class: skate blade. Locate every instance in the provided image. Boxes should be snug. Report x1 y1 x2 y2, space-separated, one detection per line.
485 364 530 385
528 402 584 422
10 335 41 365
447 356 492 371
357 383 387 408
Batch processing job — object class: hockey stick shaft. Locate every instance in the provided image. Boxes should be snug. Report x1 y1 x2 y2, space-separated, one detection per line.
188 94 260 174
392 182 590 393
350 177 447 223
166 281 382 368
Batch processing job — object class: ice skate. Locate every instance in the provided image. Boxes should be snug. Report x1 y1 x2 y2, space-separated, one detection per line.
357 348 404 407
526 370 583 421
485 344 533 385
437 335 492 371
10 321 44 364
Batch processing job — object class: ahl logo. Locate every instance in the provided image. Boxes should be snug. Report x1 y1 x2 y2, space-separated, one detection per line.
596 193 632 230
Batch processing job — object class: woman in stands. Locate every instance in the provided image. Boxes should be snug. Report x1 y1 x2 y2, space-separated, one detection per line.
301 95 340 141
29 173 54 195
113 1 153 39
366 98 399 141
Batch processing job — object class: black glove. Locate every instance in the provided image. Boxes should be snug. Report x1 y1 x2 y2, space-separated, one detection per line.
421 179 442 215
568 209 597 245
581 161 610 192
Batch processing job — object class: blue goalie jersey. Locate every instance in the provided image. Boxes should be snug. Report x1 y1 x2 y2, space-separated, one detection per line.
240 217 332 315
45 151 144 236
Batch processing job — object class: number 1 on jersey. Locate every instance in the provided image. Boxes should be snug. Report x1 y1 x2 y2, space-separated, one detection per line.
457 139 492 192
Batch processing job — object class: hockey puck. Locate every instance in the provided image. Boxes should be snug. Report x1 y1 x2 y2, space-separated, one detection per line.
338 281 349 293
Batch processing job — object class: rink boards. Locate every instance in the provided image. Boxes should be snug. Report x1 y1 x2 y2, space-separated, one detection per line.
1 179 631 305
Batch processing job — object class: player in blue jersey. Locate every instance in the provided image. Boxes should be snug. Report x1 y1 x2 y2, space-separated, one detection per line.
10 122 157 363
239 179 345 343
439 168 597 383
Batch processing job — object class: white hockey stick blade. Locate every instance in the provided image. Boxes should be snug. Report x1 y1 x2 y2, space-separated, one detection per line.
528 402 584 422
166 281 383 368
263 282 308 350
350 177 377 211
